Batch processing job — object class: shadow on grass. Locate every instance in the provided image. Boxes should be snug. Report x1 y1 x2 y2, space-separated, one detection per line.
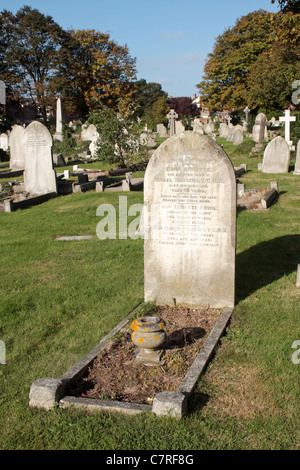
235 234 300 303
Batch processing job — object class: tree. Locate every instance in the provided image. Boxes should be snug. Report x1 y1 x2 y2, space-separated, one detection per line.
197 10 276 110
1 6 68 122
88 104 143 167
53 29 137 118
167 97 199 117
133 79 169 128
271 0 300 13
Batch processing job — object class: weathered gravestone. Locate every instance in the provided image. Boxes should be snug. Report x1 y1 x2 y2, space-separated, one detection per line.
262 136 290 173
167 109 178 137
9 124 25 169
252 113 267 144
23 121 57 195
219 123 229 138
0 133 9 151
233 128 243 146
157 123 168 137
53 97 63 142
144 131 236 309
293 140 300 175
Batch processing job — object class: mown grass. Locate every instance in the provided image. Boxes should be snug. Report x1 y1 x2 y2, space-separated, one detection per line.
0 142 299 450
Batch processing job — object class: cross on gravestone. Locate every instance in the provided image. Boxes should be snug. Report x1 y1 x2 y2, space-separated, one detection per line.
244 106 250 122
167 109 178 137
279 109 296 149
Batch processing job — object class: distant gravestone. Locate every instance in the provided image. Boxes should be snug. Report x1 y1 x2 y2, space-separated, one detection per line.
252 113 267 144
81 124 99 142
23 121 57 195
53 97 63 142
175 121 185 134
262 136 290 173
219 123 229 138
293 140 300 175
157 124 168 137
0 133 9 151
233 128 243 146
192 118 204 135
143 131 236 309
167 109 178 137
9 125 25 169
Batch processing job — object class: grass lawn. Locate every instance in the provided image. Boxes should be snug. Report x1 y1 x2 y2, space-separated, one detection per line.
0 141 299 450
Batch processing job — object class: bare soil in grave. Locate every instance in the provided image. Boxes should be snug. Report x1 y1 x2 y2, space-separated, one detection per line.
237 189 268 211
71 306 222 405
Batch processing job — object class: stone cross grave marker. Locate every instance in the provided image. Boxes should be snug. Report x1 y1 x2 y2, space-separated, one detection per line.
262 136 290 173
9 124 25 169
143 131 236 309
279 109 296 150
167 109 178 137
23 121 57 195
244 106 250 122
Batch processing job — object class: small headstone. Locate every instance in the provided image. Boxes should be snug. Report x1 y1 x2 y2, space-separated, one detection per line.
252 113 267 144
156 124 168 137
175 121 185 134
233 129 243 146
293 140 300 175
23 121 57 195
9 124 25 169
296 265 300 288
0 133 9 151
219 123 229 138
262 136 290 173
78 173 89 184
143 131 236 309
81 124 99 142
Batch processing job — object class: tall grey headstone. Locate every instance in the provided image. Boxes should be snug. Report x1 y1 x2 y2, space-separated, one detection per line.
54 97 63 142
144 131 236 309
252 113 267 144
23 121 57 195
262 136 290 173
9 124 25 169
293 140 300 175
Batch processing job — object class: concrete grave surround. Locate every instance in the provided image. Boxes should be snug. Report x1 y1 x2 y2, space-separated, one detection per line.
23 121 57 195
144 131 236 309
262 136 290 174
9 124 25 169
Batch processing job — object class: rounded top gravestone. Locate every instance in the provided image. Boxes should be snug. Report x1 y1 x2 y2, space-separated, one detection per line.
262 136 290 173
143 131 236 309
23 121 57 196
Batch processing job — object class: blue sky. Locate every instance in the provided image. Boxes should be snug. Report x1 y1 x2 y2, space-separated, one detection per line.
1 0 279 98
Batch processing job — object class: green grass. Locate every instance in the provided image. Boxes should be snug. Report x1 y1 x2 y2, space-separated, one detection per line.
0 143 300 450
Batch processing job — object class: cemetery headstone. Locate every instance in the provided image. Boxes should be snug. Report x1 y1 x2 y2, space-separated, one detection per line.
54 97 63 142
293 140 300 175
252 113 267 144
157 124 168 137
167 109 178 137
23 121 57 195
233 128 243 146
9 125 25 169
0 133 9 151
219 123 229 138
175 121 185 134
262 136 290 173
244 106 250 122
143 131 236 309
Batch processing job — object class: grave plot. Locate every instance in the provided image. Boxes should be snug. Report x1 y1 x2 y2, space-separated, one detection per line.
29 132 236 418
237 182 279 211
